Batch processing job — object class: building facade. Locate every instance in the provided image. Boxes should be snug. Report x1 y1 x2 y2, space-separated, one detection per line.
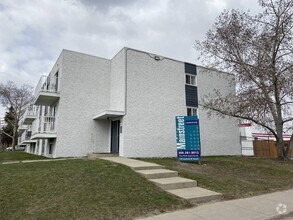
19 48 241 158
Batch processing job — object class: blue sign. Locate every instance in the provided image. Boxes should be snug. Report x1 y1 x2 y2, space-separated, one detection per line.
175 116 201 161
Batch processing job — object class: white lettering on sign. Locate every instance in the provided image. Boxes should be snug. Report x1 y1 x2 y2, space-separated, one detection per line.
177 116 185 149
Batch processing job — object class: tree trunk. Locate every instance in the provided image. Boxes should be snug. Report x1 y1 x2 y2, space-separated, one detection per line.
12 125 17 150
276 139 285 159
285 133 293 160
0 130 2 151
275 123 285 160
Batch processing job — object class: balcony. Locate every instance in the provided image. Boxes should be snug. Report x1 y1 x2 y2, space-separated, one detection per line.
23 106 38 125
31 116 57 139
19 130 36 145
34 75 60 106
18 121 28 134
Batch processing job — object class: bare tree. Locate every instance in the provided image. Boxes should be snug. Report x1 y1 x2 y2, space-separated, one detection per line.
195 0 293 160
0 81 34 150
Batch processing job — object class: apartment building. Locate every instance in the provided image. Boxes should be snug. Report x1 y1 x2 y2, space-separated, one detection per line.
20 48 241 158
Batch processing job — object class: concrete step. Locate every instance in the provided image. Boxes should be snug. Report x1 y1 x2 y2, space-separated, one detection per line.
167 187 223 204
136 169 178 179
131 165 164 171
149 177 197 190
87 153 118 160
99 157 164 170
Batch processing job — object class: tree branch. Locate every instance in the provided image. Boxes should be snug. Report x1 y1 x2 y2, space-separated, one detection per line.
1 131 13 139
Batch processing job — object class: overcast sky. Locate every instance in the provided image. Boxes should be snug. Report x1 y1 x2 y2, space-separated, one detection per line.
0 0 263 117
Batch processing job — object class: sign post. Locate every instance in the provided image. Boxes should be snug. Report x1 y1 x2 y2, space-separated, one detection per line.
175 116 201 162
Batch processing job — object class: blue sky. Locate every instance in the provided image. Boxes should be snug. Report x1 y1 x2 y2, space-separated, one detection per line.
0 0 262 117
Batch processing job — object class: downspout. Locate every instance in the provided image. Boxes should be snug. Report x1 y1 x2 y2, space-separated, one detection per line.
119 48 129 157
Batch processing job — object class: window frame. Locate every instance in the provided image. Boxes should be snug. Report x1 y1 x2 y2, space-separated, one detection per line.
185 74 197 86
187 107 198 116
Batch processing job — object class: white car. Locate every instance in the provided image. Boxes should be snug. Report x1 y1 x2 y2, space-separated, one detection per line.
15 145 25 151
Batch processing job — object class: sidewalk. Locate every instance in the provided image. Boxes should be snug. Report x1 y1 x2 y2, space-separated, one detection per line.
137 189 293 220
1 158 79 165
96 156 293 220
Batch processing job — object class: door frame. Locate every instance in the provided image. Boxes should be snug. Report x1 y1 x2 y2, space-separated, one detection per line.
110 120 120 153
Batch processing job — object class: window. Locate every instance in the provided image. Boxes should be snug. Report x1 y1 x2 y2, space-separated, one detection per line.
51 105 57 116
185 74 196 86
49 144 53 155
187 107 197 116
39 106 43 116
55 71 59 91
44 106 48 116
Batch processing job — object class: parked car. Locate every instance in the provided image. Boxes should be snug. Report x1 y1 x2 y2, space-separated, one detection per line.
6 147 13 151
15 145 26 151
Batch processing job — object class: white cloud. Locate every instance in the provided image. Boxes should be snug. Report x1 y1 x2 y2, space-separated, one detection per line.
0 0 263 117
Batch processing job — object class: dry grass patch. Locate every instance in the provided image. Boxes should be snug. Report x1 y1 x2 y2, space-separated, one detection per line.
141 157 293 199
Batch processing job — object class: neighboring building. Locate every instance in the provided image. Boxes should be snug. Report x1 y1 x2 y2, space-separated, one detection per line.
20 48 241 158
239 123 254 156
240 122 292 156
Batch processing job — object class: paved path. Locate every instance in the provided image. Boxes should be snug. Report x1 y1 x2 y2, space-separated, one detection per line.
137 189 293 220
1 158 78 165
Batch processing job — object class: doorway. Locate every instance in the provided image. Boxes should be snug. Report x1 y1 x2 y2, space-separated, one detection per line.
111 120 120 153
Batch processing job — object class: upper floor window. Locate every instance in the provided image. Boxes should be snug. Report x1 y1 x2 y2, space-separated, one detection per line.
187 107 197 116
186 74 197 86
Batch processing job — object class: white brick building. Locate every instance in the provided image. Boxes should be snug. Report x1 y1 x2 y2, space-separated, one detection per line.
19 48 241 158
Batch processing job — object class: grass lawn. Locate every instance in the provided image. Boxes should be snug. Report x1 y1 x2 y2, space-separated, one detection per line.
0 151 46 162
0 159 190 219
142 157 293 199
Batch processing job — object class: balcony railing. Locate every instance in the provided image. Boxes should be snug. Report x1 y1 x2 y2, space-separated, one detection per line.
26 106 38 117
38 116 56 133
35 75 47 96
31 116 57 139
18 120 28 133
18 129 33 145
23 106 38 125
34 75 60 106
35 75 59 95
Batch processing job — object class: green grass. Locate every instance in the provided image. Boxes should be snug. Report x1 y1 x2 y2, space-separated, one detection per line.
0 159 190 219
0 151 46 162
141 157 293 199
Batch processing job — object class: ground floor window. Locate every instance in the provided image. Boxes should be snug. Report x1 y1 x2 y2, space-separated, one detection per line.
187 107 197 116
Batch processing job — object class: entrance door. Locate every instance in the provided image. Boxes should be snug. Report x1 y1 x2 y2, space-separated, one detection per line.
111 120 120 153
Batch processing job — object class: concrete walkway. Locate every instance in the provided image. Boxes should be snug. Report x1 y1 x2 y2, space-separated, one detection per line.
1 158 78 165
94 155 293 220
98 156 164 170
96 156 222 205
137 189 293 220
